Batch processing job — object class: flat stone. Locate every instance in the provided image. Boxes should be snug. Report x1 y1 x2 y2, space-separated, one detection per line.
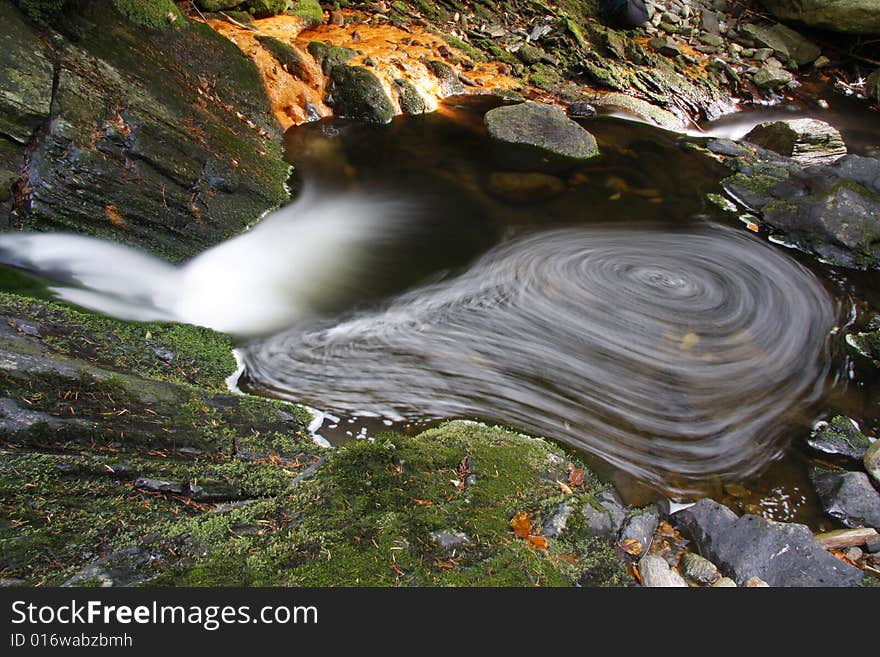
744 119 847 164
431 530 471 551
752 64 794 89
810 468 880 529
673 499 863 586
814 527 878 549
484 101 599 160
134 477 187 494
639 554 687 587
808 416 871 460
582 490 627 537
619 504 660 556
542 502 574 538
741 23 790 61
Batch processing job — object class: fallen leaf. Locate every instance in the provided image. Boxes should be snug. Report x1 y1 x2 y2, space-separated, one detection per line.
619 538 644 556
413 499 433 507
556 479 573 495
527 535 548 550
568 468 585 487
510 512 532 539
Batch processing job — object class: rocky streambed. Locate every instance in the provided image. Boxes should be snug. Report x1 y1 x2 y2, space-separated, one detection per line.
0 0 879 588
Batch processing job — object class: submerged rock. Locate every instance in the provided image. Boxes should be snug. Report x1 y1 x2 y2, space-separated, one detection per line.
486 171 566 203
327 65 395 123
744 119 847 165
484 102 599 161
810 468 880 529
673 499 864 586
807 416 871 460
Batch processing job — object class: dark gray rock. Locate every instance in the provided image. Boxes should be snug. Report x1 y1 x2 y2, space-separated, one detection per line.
810 468 880 529
707 138 751 157
582 490 627 537
744 119 847 164
327 65 395 124
62 547 156 587
484 102 599 161
134 477 187 494
868 68 880 104
543 502 573 538
808 417 872 460
567 101 597 118
619 504 660 555
673 499 864 586
752 64 794 89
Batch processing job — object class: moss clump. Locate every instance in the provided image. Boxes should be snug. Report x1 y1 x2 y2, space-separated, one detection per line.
393 78 427 114
288 0 323 24
138 421 630 587
327 65 395 124
307 40 356 74
528 63 563 90
14 0 67 24
247 0 290 18
112 0 186 28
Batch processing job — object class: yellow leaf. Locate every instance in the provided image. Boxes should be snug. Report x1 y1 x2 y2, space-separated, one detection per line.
680 332 700 351
619 538 644 556
510 512 532 539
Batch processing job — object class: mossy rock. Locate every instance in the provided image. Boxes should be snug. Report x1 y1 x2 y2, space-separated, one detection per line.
288 0 323 24
393 78 427 115
484 101 599 162
327 65 395 124
307 40 356 75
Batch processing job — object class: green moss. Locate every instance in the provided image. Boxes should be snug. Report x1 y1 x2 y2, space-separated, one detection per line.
435 31 489 63
288 0 323 24
14 0 68 25
112 0 186 29
247 0 290 18
307 40 356 74
528 63 563 90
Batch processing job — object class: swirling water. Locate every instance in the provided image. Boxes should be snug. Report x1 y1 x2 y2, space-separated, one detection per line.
4 96 880 508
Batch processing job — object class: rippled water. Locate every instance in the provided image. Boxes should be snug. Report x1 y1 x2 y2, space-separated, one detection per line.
242 225 836 492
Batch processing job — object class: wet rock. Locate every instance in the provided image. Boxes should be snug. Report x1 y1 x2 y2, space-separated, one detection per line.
16 7 288 263
423 60 465 96
62 547 156 587
393 79 427 115
484 102 599 161
649 36 681 57
752 64 794 89
543 502 573 538
0 2 54 145
744 119 847 164
866 440 880 487
486 171 566 203
638 554 687 587
680 552 720 585
619 505 660 556
515 43 548 66
866 535 880 553
848 323 880 362
673 499 863 586
582 490 628 537
134 477 187 494
758 0 880 35
256 36 315 83
808 416 871 460
868 69 880 104
327 65 395 123
598 0 650 30
707 139 751 158
810 468 880 529
588 92 683 131
567 101 597 118
307 41 356 75
430 530 471 552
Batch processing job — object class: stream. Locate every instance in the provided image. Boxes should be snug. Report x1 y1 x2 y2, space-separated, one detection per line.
3 94 880 528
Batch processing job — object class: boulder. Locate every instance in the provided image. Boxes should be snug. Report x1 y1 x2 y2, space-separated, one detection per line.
485 102 599 161
759 0 880 35
673 499 864 586
752 64 794 89
638 554 687 587
810 468 880 529
741 23 820 67
744 119 847 164
327 65 395 124
582 490 628 537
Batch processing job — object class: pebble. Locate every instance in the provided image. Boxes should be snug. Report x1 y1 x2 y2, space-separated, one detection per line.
680 552 720 584
639 554 688 587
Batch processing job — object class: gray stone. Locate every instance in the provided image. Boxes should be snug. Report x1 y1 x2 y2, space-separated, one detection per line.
741 24 790 61
423 59 466 96
758 0 880 35
649 36 681 57
808 417 871 460
582 490 627 537
588 92 683 130
431 530 471 551
752 64 794 89
619 504 660 555
134 477 186 494
673 499 864 586
542 502 574 538
680 551 720 584
62 547 156 587
639 554 687 587
770 24 822 66
744 119 847 164
866 440 880 487
810 468 880 529
484 102 599 161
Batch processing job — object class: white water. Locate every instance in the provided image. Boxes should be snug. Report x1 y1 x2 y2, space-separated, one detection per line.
0 186 412 337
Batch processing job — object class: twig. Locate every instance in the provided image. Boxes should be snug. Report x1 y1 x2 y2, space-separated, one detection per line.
189 2 218 32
